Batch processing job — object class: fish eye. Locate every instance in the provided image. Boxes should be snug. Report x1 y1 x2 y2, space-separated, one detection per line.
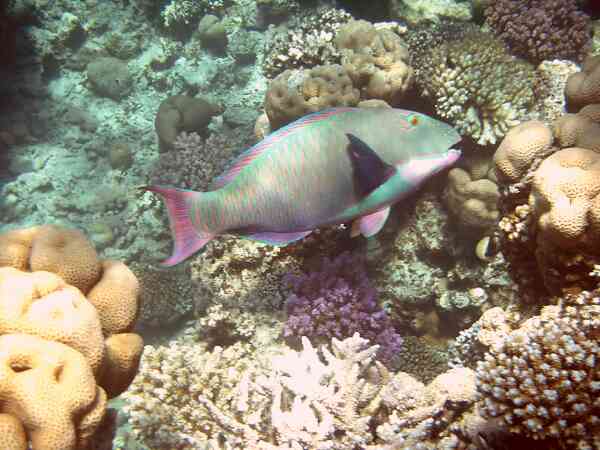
409 115 420 126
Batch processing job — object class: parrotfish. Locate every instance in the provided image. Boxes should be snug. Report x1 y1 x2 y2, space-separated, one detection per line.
146 107 461 266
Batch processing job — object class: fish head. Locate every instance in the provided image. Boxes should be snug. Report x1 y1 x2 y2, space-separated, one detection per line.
401 111 462 156
392 111 462 184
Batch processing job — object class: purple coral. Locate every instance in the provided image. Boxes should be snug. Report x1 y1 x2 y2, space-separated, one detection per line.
485 0 591 64
283 251 402 365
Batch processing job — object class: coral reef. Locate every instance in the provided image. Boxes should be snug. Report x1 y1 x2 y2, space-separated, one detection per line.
416 28 535 145
485 0 592 64
444 164 500 234
283 251 402 366
0 224 144 449
477 291 600 449
125 332 481 449
262 6 352 78
130 261 195 330
264 18 413 129
492 58 600 297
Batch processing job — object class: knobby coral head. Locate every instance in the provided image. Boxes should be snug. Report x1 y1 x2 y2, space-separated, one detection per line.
283 251 402 365
485 0 591 64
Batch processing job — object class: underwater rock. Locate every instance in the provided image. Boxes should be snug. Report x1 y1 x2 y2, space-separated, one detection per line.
86 57 132 101
389 0 472 24
197 14 228 53
154 95 222 151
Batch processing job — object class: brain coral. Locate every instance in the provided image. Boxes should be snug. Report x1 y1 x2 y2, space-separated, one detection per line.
485 0 591 64
477 291 600 448
0 267 106 374
264 64 360 129
417 29 535 145
566 55 600 110
493 120 554 183
529 147 600 249
444 167 500 233
0 225 144 448
0 224 102 294
0 333 107 450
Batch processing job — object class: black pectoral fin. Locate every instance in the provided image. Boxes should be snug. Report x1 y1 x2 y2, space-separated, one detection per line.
346 133 396 197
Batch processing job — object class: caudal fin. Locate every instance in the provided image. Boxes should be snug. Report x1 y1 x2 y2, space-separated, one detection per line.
143 185 214 266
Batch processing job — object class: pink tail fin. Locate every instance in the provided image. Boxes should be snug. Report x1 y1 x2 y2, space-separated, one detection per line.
143 185 214 266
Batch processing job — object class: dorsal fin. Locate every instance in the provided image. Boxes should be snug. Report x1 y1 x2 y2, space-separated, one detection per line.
346 133 396 197
210 108 357 190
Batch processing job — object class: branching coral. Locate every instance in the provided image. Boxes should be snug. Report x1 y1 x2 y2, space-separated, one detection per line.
125 331 480 449
262 6 352 78
485 0 592 64
283 252 402 366
417 29 535 145
477 291 600 449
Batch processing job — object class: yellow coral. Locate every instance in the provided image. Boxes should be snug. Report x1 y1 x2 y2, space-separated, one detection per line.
529 147 600 248
99 333 144 398
444 167 500 231
565 55 600 109
493 120 554 183
0 413 28 450
0 268 105 374
0 334 106 450
0 225 102 294
87 260 140 335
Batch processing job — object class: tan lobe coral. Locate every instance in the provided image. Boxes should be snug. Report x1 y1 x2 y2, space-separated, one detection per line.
0 414 28 450
444 167 500 231
493 120 554 183
99 333 144 398
0 227 39 271
565 55 600 108
529 147 600 248
28 225 102 294
554 113 600 151
0 267 105 374
0 334 105 450
87 260 140 335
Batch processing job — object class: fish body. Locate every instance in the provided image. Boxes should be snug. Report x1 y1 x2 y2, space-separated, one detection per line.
147 107 461 266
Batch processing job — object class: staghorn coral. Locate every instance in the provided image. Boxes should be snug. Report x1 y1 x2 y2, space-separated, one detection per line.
476 291 600 448
282 251 402 366
485 0 591 65
123 336 275 449
125 330 486 449
150 128 253 191
417 29 535 145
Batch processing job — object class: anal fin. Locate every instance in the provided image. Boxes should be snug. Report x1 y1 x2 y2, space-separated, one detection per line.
351 206 390 238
